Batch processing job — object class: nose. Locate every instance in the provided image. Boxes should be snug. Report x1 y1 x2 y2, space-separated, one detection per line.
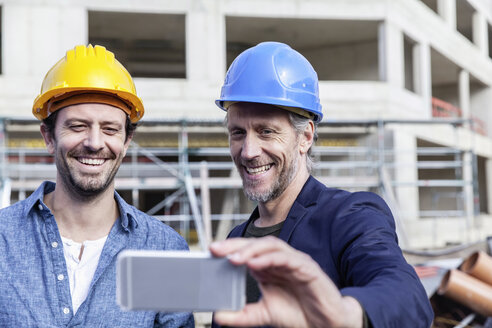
241 134 261 160
83 128 104 151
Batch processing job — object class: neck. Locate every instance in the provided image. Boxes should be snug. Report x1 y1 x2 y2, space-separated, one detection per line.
256 168 310 227
45 181 119 243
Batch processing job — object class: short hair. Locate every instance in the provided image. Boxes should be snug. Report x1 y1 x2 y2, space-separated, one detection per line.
287 111 318 173
42 108 137 143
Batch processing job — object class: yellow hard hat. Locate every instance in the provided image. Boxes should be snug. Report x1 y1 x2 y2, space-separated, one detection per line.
32 44 144 123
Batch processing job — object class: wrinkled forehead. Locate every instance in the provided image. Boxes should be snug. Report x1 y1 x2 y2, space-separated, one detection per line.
227 102 291 123
56 102 128 124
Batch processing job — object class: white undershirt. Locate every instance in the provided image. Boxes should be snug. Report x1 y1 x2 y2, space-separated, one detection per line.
61 235 108 314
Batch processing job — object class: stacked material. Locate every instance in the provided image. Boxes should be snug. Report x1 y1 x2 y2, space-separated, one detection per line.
438 251 492 317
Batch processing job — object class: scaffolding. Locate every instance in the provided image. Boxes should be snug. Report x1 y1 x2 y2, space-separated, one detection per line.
0 118 483 249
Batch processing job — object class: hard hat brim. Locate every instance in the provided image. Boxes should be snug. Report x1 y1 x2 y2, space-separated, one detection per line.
33 87 144 123
215 98 322 123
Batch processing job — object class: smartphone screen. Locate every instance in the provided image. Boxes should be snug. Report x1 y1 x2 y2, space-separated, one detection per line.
117 250 246 312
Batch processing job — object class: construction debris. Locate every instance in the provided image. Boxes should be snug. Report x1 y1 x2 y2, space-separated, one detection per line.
411 241 492 327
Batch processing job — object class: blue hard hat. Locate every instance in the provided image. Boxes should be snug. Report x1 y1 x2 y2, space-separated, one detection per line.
216 41 323 122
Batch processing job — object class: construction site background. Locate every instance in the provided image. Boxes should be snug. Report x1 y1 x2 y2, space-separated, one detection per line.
3 0 492 326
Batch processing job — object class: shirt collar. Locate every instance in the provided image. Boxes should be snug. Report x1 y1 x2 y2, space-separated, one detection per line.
25 181 55 214
26 181 139 231
114 191 139 231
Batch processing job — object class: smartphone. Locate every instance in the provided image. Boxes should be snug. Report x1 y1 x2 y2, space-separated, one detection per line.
116 250 246 312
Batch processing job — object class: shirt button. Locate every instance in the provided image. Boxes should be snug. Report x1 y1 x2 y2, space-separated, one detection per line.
51 241 58 248
63 307 70 314
57 274 64 281
38 204 43 211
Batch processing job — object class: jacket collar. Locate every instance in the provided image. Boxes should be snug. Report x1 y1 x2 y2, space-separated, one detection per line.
278 176 321 241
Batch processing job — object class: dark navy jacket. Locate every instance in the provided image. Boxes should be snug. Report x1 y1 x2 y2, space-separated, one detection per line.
219 176 433 328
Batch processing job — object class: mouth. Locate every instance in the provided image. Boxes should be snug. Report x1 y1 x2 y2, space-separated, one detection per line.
77 157 106 166
244 164 272 175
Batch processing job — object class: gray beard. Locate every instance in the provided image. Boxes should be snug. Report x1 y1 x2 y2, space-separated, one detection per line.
243 155 299 203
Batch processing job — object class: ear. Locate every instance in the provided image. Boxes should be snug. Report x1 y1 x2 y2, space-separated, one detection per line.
299 121 314 155
122 133 133 157
40 123 56 155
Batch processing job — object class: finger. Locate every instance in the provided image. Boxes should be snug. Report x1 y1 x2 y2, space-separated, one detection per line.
214 302 270 327
251 267 300 285
209 238 252 258
248 249 301 270
211 236 289 266
247 252 301 284
248 249 321 282
211 236 317 278
227 236 293 265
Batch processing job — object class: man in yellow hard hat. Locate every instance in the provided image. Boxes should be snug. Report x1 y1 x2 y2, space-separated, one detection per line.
0 45 194 327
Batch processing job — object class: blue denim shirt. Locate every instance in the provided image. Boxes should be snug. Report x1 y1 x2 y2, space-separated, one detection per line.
0 181 194 327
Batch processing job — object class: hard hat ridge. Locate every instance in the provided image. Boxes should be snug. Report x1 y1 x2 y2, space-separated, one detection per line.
216 41 323 122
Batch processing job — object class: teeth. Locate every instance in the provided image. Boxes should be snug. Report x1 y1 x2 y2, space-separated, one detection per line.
246 164 271 175
79 158 105 165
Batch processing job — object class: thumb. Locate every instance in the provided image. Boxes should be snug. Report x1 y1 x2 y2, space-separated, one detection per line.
214 302 270 327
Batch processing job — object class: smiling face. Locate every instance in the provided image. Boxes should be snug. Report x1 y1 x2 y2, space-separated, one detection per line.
227 102 311 203
41 103 130 199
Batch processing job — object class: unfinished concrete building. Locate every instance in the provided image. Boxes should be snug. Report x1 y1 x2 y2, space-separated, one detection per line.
1 0 492 249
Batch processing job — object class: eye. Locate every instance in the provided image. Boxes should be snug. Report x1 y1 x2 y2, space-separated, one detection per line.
69 124 86 132
229 129 245 138
260 129 274 136
103 127 120 135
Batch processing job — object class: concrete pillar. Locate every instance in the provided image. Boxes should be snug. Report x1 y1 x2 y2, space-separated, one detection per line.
413 42 432 117
3 4 86 77
463 151 475 238
59 7 87 58
472 11 488 57
186 0 226 83
31 6 86 77
186 2 208 81
31 6 66 76
378 21 404 88
3 4 30 76
437 0 457 30
486 159 492 216
207 0 227 83
393 130 419 221
459 70 471 120
458 70 475 240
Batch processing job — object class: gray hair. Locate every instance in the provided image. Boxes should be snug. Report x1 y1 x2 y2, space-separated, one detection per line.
287 112 318 173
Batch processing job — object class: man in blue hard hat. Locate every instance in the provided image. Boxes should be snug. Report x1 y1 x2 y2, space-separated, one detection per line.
210 42 433 327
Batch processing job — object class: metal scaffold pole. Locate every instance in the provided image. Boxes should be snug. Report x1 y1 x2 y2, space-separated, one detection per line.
131 138 208 250
179 124 207 249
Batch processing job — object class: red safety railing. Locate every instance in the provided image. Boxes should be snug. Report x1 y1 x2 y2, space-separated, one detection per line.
431 97 487 136
471 116 487 136
431 97 462 118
